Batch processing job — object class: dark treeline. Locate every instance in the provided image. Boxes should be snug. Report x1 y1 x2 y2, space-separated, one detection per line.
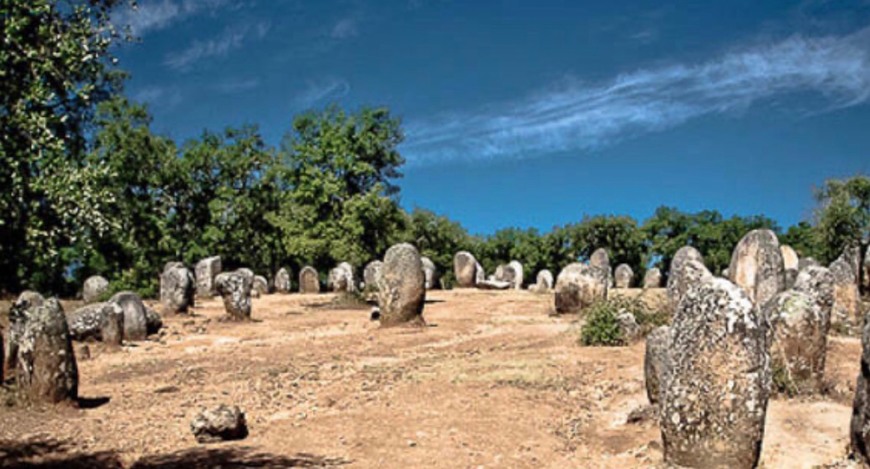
2 1 869 298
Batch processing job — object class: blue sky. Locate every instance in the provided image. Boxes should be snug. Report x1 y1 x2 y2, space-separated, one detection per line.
113 0 870 235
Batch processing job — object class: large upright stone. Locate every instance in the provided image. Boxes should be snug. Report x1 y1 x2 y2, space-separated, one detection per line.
364 261 383 291
509 260 524 290
215 271 253 321
667 256 712 313
793 266 835 334
554 263 607 314
195 256 222 298
614 264 634 289
589 248 612 286
852 312 870 463
494 262 523 289
475 262 485 284
160 263 195 315
864 245 870 292
274 268 292 294
728 229 786 307
661 277 770 468
376 243 426 327
530 270 554 292
15 298 78 404
454 251 479 288
420 257 440 290
798 257 820 271
666 246 705 310
643 268 662 288
780 245 799 271
67 302 125 345
109 292 149 341
253 275 269 297
328 262 355 293
830 257 861 326
82 276 109 304
299 266 320 293
764 290 827 394
5 291 45 379
842 245 862 286
644 325 672 405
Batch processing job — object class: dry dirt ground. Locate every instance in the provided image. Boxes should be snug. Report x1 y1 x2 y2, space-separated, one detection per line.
0 289 863 468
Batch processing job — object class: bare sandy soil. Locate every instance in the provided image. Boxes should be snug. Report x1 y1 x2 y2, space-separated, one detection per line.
0 289 863 468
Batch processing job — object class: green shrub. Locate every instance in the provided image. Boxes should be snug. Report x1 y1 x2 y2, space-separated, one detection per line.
580 296 670 346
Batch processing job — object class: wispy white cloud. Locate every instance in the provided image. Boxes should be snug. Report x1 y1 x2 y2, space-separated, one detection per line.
112 0 239 36
132 85 183 109
164 21 271 70
403 27 870 166
331 17 359 39
213 77 261 93
294 77 351 108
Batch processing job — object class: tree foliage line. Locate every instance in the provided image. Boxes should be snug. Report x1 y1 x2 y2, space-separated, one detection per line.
2 1 869 298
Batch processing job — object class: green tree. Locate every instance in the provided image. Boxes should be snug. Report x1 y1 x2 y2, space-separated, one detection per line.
400 208 473 287
814 175 870 264
0 0 127 293
565 215 646 276
780 221 819 260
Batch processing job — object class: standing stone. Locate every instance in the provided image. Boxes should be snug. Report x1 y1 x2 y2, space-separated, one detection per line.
376 243 426 327
494 262 523 289
195 256 222 298
666 246 705 310
864 245 870 293
274 268 292 293
364 261 384 291
589 248 612 286
215 271 253 321
780 245 799 271
661 277 770 468
554 263 607 314
763 290 826 394
421 257 440 290
253 275 269 297
852 311 870 463
667 256 712 313
67 302 125 344
160 263 195 315
728 229 786 307
830 258 861 327
109 292 149 341
236 268 255 280
454 251 479 288
82 276 109 304
144 307 163 336
531 270 554 292
5 291 45 380
643 268 662 289
644 325 672 405
299 266 320 294
328 263 355 293
614 264 634 289
15 298 78 404
842 245 862 286
798 257 821 271
475 262 485 284
793 266 835 333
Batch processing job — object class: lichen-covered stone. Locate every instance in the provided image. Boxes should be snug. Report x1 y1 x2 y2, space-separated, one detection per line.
793 265 834 334
454 251 479 288
67 302 125 345
215 271 253 321
728 229 786 307
508 260 524 290
529 270 554 293
376 243 426 327
475 262 485 284
195 256 222 298
661 277 770 469
644 325 672 405
780 245 799 271
15 298 78 404
554 263 607 314
328 262 355 293
589 248 612 287
494 262 523 289
798 257 820 271
299 266 320 293
667 257 712 313
191 405 248 443
851 312 870 463
764 290 826 394
5 292 45 378
666 246 705 310
253 275 269 297
160 263 195 315
274 268 292 293
643 268 662 289
82 276 109 304
614 264 634 289
421 257 440 290
364 261 383 291
109 292 149 341
145 307 163 336
830 257 860 327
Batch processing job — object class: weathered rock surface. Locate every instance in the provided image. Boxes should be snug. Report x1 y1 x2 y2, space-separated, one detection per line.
508 260 524 290
798 257 821 271
160 263 195 315
475 262 485 285
793 265 835 333
82 276 109 304
15 297 79 404
830 257 861 327
67 302 125 345
191 405 248 443
644 326 672 405
494 262 523 289
614 264 634 289
764 290 827 394
376 243 426 327
780 245 799 271
661 277 770 469
851 312 870 463
643 268 662 289
666 246 705 310
109 292 149 341
364 261 384 291
195 256 222 298
454 251 479 288
667 257 712 313
4 291 45 377
328 263 355 293
274 268 292 293
589 248 612 287
529 270 554 293
253 275 269 297
299 266 320 294
145 307 162 336
728 229 786 307
554 263 607 314
477 279 512 290
215 271 253 321
421 257 440 290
